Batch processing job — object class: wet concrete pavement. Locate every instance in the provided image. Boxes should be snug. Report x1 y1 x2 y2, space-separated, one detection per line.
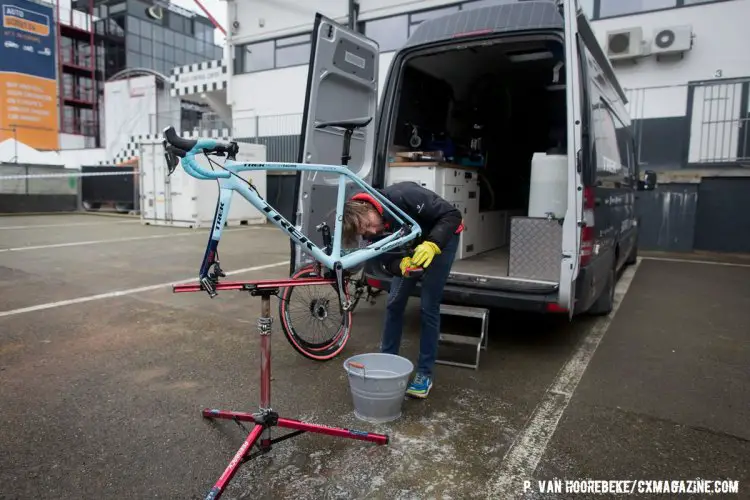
0 214 747 499
532 259 750 498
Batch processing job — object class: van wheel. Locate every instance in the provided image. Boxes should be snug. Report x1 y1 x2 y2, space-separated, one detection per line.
625 234 638 265
588 264 615 316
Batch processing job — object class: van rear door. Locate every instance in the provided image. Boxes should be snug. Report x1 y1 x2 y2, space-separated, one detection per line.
559 0 585 317
290 14 380 273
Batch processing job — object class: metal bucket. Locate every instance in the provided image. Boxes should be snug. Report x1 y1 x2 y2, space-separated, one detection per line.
343 353 414 424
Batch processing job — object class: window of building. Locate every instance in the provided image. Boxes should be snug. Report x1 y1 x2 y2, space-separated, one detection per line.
364 15 408 52
598 0 676 18
127 50 139 67
579 0 595 18
126 32 139 52
127 16 140 35
153 42 164 60
184 35 195 54
139 20 152 38
239 41 274 72
109 2 126 14
140 37 152 57
275 43 310 68
168 12 183 32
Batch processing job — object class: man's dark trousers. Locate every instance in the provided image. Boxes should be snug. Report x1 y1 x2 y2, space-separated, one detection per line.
380 233 460 377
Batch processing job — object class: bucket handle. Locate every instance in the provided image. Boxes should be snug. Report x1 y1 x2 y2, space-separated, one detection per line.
347 361 367 380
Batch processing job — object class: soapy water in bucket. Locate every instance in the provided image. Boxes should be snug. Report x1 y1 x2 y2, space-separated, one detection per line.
344 353 414 424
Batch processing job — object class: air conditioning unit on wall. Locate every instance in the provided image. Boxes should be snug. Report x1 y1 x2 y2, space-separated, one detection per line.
651 25 694 57
605 27 646 61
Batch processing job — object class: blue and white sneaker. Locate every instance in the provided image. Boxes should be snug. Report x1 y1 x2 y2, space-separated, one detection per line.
406 372 433 398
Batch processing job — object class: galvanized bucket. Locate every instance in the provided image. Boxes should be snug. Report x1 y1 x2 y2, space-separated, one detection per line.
343 353 414 424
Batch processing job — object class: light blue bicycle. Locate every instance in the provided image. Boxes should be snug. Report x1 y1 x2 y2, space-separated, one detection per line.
162 120 422 357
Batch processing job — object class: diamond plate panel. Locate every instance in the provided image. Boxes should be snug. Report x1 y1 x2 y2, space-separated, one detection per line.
509 217 563 281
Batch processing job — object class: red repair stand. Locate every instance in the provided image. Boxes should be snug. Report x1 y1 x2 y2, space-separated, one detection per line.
173 277 389 500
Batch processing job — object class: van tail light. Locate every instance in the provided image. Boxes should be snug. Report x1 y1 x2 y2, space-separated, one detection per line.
546 302 568 313
452 28 492 38
366 277 383 290
580 186 595 267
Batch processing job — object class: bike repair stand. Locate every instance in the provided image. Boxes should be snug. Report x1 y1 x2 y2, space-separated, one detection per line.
172 277 389 500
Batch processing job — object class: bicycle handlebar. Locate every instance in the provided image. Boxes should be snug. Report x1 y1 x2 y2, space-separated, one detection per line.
162 126 239 180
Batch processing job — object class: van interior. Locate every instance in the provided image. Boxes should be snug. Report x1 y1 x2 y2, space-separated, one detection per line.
384 36 569 284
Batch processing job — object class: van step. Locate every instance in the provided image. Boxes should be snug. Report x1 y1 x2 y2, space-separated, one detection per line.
436 304 489 370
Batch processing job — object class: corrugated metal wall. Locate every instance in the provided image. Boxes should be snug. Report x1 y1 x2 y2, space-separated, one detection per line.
636 184 699 252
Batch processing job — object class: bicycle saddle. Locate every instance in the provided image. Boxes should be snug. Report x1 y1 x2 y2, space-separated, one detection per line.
315 117 372 130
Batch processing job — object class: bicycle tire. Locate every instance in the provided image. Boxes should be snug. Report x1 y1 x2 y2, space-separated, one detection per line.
278 266 353 361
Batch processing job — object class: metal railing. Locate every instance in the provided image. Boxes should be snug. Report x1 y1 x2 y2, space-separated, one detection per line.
687 79 749 164
146 111 303 164
625 80 749 167
57 6 98 33
233 113 303 164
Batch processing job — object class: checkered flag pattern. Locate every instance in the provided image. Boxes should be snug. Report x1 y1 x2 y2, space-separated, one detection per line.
169 59 228 97
100 128 232 165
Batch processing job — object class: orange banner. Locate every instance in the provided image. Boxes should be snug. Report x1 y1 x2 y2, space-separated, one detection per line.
0 73 59 150
3 15 50 36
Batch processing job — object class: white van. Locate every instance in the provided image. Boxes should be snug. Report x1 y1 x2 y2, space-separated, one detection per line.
290 1 657 318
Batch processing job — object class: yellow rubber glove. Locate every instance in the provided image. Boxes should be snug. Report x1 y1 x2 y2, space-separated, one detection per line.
411 241 441 268
399 256 413 276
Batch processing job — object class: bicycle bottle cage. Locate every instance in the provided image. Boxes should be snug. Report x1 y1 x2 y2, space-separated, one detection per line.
161 125 423 308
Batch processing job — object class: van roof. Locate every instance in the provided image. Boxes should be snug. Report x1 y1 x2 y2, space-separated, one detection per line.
404 1 563 48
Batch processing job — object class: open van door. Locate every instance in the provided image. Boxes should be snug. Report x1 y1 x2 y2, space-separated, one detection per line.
290 13 380 274
558 0 585 318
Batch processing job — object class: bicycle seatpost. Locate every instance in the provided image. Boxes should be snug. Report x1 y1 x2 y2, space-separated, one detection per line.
341 128 354 167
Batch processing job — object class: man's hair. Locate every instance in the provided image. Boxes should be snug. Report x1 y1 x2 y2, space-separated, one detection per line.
342 200 376 245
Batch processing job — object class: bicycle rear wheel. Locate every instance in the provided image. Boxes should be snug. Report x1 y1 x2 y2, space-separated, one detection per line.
278 265 353 361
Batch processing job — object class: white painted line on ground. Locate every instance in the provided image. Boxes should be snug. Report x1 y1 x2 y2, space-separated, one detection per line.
641 256 750 268
0 261 288 319
0 220 141 230
490 260 641 498
0 227 259 253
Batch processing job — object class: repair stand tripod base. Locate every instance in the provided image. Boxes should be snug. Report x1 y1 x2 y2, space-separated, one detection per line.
179 286 389 500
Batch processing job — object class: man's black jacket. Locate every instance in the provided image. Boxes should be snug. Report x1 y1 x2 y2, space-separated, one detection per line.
364 181 463 250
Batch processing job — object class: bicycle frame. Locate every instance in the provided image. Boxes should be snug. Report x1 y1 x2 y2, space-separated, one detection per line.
176 138 423 285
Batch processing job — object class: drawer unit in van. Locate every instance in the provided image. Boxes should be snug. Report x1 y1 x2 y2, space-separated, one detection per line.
440 166 479 187
387 164 479 199
508 217 563 282
386 165 441 192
